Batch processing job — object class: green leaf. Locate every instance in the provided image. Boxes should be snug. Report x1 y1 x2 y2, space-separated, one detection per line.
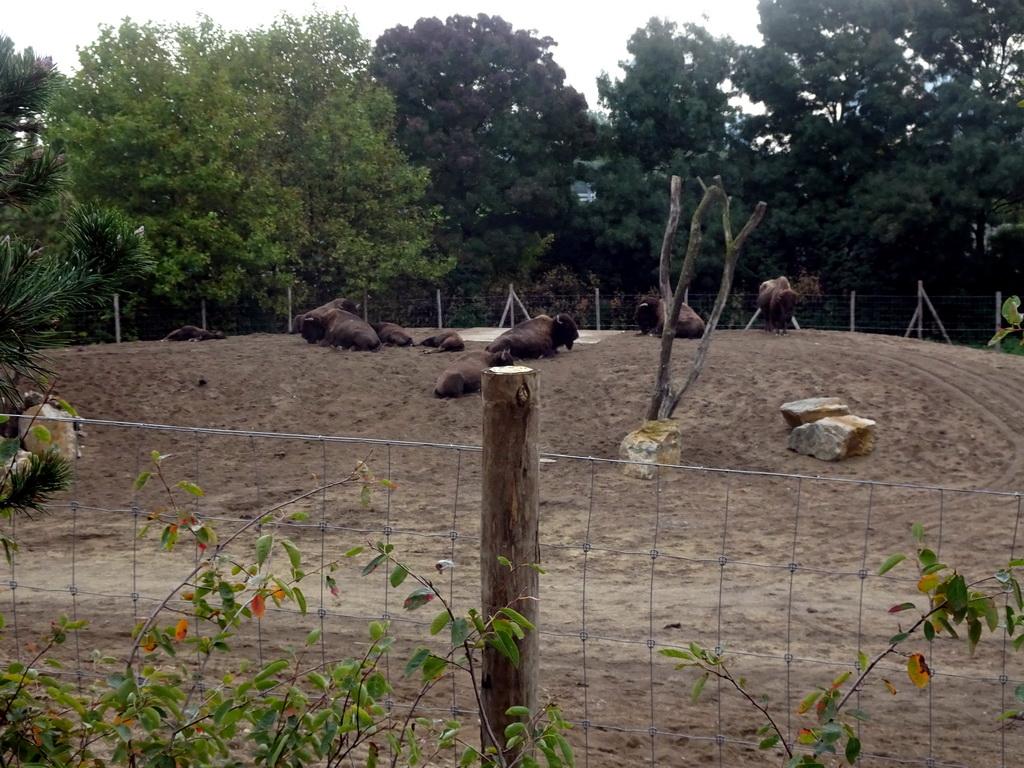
390 563 408 588
344 546 364 557
0 415 7 424
253 659 290 684
430 610 450 636
506 705 531 717
459 746 480 766
255 534 273 567
280 539 302 570
758 735 780 750
691 672 709 702
911 522 925 542
499 606 537 631
1002 295 1022 325
451 617 469 647
404 646 431 676
847 708 870 722
362 553 387 576
0 437 20 463
878 554 906 575
177 480 204 496
946 574 969 611
369 621 385 642
133 471 152 491
889 632 910 645
989 328 1013 346
845 736 861 763
31 425 51 443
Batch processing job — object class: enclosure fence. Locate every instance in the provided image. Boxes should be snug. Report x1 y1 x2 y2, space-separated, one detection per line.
5 415 1023 767
68 286 1012 347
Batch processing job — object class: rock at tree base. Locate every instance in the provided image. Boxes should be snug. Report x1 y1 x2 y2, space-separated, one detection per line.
779 396 850 428
788 415 876 461
619 419 681 480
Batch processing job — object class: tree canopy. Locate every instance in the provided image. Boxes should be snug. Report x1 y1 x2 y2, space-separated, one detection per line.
52 12 449 310
373 14 596 292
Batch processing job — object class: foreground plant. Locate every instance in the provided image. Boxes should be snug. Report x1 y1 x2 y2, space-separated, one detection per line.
0 451 570 767
662 522 1024 766
988 294 1024 348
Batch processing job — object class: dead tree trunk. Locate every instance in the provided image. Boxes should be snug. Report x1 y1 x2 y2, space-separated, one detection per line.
645 177 767 422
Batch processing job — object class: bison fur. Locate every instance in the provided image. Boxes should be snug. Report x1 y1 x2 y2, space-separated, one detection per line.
290 298 359 333
757 277 798 335
301 309 381 351
434 349 515 398
370 322 414 347
485 314 579 359
162 326 226 341
634 296 705 339
419 331 465 352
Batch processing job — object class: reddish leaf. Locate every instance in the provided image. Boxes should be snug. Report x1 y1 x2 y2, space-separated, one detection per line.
252 593 266 618
882 679 897 695
888 602 916 613
175 618 188 642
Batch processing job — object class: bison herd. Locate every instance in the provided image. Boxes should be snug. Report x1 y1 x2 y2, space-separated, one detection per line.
161 278 797 399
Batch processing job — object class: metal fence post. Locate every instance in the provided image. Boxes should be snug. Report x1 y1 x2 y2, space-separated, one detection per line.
595 287 601 330
850 291 856 333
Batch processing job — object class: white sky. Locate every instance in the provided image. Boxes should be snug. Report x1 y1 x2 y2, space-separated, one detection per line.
3 0 763 109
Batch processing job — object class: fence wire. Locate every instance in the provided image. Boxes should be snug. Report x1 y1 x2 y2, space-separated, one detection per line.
66 291 1009 347
4 418 1023 767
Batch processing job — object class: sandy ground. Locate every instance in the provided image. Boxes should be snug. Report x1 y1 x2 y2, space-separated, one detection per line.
6 327 1024 767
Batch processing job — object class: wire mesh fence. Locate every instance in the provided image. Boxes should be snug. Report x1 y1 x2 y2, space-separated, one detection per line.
64 289 1009 347
5 417 1023 767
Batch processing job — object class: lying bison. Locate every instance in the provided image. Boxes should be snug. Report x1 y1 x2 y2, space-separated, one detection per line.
486 314 579 359
370 322 414 347
634 296 705 339
301 309 381 351
434 349 515 398
162 326 226 341
757 277 798 335
419 331 465 352
290 298 359 333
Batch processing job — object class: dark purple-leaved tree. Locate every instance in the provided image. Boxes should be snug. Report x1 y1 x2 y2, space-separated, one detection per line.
373 14 596 291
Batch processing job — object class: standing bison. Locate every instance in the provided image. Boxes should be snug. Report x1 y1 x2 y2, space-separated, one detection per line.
757 277 798 335
290 298 359 333
485 314 579 359
434 349 515 398
301 309 381 351
634 296 705 339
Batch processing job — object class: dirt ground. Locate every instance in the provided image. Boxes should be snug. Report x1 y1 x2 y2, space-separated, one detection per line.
7 327 1024 767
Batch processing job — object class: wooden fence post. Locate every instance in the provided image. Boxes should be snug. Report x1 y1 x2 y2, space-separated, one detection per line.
595 287 601 330
113 294 121 344
850 291 856 333
917 281 923 340
436 288 443 329
287 286 293 333
480 365 540 760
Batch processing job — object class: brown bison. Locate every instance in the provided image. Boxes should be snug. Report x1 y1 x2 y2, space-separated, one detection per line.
370 322 414 347
419 331 465 352
301 309 381 351
290 298 359 333
757 277 798 335
485 314 579 359
434 349 515 398
162 326 226 341
634 296 705 339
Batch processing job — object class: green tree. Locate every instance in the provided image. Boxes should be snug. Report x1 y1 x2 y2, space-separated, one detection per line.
373 14 597 292
566 20 741 293
239 12 450 302
0 35 151 522
53 13 447 312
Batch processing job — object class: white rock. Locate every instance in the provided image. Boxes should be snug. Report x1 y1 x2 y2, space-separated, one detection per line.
619 419 681 480
788 415 876 461
779 397 850 428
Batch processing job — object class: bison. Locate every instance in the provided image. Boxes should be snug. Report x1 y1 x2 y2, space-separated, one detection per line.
301 309 381 351
419 331 465 352
757 277 798 335
485 314 579 359
434 349 515 398
162 326 226 341
370 322 414 347
290 298 359 333
634 296 705 339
